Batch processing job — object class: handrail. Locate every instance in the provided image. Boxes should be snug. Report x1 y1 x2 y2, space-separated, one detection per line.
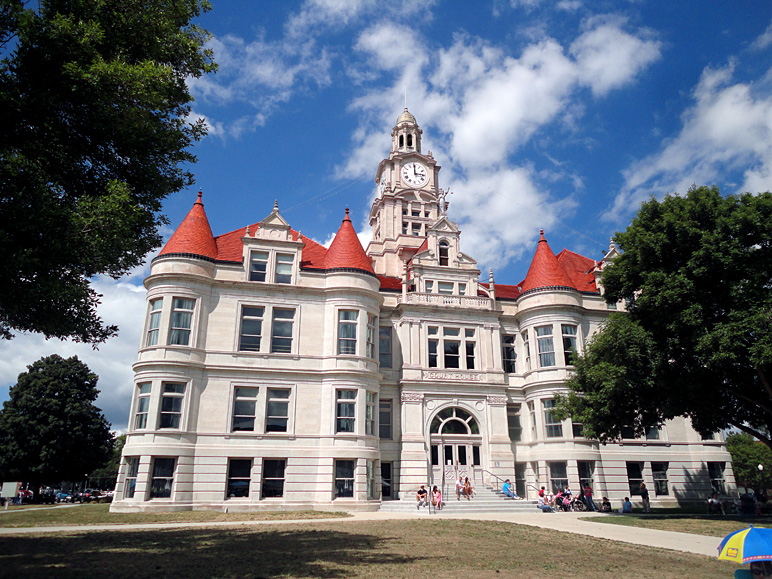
478 469 508 492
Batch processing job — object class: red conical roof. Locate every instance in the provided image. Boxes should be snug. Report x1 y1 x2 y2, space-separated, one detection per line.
519 230 575 293
324 208 374 273
159 191 217 259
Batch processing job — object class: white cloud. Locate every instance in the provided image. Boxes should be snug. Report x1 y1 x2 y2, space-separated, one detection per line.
571 16 661 96
751 17 772 51
610 62 772 220
0 274 147 431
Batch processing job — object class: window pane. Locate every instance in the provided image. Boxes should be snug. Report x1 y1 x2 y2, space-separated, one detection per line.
379 327 392 368
379 400 392 439
234 400 256 416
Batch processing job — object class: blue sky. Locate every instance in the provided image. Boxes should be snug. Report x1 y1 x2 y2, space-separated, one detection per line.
2 0 772 430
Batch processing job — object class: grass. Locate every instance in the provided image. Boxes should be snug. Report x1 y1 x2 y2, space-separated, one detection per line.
0 503 348 528
580 513 772 537
0 519 737 578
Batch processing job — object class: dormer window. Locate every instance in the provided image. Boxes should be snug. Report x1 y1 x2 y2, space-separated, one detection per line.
439 241 449 266
248 250 295 284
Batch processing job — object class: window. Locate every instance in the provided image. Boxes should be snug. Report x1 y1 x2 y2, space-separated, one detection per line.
124 457 140 498
646 427 661 440
620 426 636 439
502 335 516 373
561 324 577 365
528 402 536 440
227 459 252 498
232 387 258 432
402 222 408 235
145 298 162 346
336 390 356 433
381 462 392 498
439 241 449 266
411 223 421 236
249 251 269 281
271 308 295 353
169 298 195 346
411 210 420 217
366 315 377 359
379 399 392 439
338 310 358 355
536 325 555 367
262 459 285 498
379 327 392 368
578 461 595 490
367 460 376 499
159 383 185 429
428 326 476 370
365 392 376 436
572 420 584 438
150 458 175 499
543 399 563 438
430 407 480 435
134 383 151 429
275 254 293 284
266 388 290 432
708 462 726 494
626 462 643 496
522 330 531 371
425 280 434 293
550 462 568 494
507 404 522 442
239 306 264 352
335 460 355 498
652 462 669 496
438 282 454 295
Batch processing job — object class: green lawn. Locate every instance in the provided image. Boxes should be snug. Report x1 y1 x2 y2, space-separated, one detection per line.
0 503 348 528
0 519 738 578
581 513 772 537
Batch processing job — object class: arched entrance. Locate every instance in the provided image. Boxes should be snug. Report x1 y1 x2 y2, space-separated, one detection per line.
429 407 483 493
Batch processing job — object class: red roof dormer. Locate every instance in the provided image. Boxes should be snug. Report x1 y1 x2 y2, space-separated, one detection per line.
159 191 217 260
519 230 575 293
324 208 375 273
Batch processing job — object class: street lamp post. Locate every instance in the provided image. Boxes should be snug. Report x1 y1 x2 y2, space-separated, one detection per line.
759 464 766 496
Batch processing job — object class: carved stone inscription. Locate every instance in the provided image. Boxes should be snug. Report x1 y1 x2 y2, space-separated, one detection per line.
423 371 483 382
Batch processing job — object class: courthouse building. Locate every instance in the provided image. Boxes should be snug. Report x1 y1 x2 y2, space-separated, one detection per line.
111 110 735 512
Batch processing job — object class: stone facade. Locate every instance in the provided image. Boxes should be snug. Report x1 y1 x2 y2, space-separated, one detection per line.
111 110 735 512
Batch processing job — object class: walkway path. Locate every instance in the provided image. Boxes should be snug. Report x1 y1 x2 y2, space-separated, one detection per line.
0 510 721 558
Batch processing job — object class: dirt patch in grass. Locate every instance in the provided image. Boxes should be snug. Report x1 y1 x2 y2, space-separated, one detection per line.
0 519 737 578
580 514 772 537
0 503 348 528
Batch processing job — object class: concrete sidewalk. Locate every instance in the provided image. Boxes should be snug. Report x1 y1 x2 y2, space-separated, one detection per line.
0 509 722 558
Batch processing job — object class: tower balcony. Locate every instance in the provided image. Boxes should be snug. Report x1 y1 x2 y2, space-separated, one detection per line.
397 292 493 310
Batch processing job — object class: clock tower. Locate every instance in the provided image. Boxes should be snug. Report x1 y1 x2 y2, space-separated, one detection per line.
367 109 447 277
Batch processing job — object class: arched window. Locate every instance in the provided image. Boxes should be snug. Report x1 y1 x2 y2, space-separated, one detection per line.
439 241 449 266
399 135 404 148
430 407 480 435
407 134 413 148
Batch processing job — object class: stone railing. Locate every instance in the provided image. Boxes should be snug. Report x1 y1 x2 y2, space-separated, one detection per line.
397 292 493 310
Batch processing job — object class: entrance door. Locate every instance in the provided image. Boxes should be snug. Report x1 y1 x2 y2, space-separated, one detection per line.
431 442 482 489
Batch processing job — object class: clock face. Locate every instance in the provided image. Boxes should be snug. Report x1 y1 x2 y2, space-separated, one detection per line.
401 162 428 187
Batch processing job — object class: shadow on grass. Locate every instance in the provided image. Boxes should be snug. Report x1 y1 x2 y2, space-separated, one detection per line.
0 527 416 579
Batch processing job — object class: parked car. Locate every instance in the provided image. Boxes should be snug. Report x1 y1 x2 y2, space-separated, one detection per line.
55 490 74 503
77 488 103 503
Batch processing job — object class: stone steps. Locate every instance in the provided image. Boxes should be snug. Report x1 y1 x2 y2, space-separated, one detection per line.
379 486 539 514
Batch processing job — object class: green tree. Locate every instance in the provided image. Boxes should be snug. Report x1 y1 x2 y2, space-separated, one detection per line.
726 432 772 491
557 186 772 449
0 0 215 344
89 433 125 488
0 355 113 490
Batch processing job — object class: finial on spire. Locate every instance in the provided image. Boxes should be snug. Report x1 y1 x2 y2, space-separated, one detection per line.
489 267 495 284
197 190 203 200
245 224 250 236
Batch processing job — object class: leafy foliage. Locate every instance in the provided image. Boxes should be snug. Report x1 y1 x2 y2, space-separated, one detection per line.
557 186 772 448
0 0 215 344
726 433 772 490
0 354 113 484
